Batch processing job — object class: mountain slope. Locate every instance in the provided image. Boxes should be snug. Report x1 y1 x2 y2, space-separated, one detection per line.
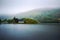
0 14 14 19
15 8 60 20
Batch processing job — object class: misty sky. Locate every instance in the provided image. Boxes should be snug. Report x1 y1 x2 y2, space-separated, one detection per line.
0 0 60 15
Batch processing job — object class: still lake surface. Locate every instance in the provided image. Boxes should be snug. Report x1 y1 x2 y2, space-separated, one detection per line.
0 23 60 40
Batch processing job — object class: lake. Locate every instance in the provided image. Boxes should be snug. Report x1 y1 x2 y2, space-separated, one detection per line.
0 23 60 40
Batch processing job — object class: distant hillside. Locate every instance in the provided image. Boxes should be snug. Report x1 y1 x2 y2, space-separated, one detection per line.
0 14 13 19
15 8 60 20
0 8 60 21
0 8 60 23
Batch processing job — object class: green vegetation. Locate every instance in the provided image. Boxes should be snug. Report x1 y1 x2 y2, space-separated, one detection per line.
0 16 60 24
0 14 60 24
34 13 60 23
0 8 60 24
0 19 1 24
0 17 39 24
24 18 38 24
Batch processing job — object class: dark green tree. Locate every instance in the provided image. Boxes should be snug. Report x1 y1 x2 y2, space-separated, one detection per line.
13 17 18 23
24 18 38 24
0 19 1 24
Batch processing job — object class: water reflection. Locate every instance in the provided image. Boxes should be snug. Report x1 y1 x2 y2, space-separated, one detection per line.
0 24 59 40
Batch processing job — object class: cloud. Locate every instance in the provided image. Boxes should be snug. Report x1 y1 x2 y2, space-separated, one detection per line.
0 0 60 14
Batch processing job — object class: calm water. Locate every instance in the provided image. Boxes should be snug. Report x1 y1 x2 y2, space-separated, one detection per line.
0 24 60 40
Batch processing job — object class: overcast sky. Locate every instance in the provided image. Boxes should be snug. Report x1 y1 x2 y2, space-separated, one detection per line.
0 0 60 15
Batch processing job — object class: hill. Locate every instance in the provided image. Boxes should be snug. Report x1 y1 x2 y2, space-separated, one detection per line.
15 8 60 23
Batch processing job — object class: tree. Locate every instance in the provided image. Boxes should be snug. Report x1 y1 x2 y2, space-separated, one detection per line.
24 18 38 24
7 19 12 23
12 17 18 23
0 19 1 24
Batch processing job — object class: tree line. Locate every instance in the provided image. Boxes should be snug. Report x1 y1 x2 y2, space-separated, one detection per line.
0 17 38 24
